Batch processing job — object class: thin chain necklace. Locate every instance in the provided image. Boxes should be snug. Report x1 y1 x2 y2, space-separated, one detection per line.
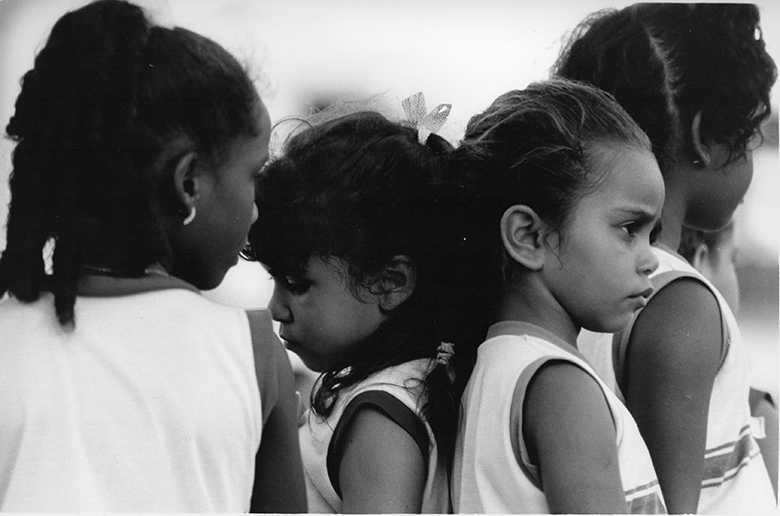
81 264 170 278
143 265 171 278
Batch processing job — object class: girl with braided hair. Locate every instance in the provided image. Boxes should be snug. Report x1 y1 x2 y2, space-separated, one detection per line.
0 0 304 511
555 3 777 512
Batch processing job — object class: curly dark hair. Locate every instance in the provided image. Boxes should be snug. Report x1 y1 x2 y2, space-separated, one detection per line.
0 0 260 325
553 3 777 173
243 111 471 467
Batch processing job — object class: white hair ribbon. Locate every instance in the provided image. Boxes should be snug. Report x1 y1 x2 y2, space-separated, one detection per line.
401 92 451 144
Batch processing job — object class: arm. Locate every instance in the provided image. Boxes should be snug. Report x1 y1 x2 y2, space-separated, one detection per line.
749 389 778 500
524 361 629 514
624 279 721 514
338 406 426 514
247 310 307 513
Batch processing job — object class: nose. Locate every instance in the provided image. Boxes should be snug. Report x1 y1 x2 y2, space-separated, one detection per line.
638 243 659 277
268 285 292 324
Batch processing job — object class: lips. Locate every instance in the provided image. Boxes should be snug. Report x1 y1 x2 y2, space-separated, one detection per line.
627 290 652 311
629 295 648 311
279 332 300 351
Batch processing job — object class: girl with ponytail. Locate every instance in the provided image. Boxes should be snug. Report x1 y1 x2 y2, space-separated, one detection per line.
244 102 467 513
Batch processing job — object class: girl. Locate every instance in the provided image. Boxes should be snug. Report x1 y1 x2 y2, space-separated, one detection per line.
0 0 305 512
555 4 777 512
451 79 667 514
243 108 467 513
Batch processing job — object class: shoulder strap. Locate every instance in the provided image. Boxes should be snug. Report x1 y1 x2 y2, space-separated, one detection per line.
327 390 429 498
246 309 282 424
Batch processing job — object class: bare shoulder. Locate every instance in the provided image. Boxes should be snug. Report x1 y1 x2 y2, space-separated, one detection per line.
339 406 426 513
523 361 628 513
629 278 721 377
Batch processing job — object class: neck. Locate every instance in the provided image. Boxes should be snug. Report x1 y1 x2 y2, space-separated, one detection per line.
496 278 579 347
81 262 170 278
658 179 686 251
77 268 197 297
77 261 195 297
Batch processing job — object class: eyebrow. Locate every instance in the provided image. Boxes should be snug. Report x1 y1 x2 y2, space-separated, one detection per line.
264 265 306 280
612 207 660 223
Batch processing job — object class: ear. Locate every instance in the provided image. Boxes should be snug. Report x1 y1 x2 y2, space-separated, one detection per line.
500 205 547 271
690 111 711 168
690 242 711 271
171 150 201 216
376 255 417 312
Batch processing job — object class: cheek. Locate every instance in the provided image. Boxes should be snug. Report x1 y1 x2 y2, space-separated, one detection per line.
235 187 256 221
727 157 753 200
339 301 383 342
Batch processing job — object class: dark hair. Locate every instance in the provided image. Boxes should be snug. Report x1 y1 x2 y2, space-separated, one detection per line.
0 0 260 325
453 79 652 284
554 3 777 173
678 222 735 265
243 111 465 465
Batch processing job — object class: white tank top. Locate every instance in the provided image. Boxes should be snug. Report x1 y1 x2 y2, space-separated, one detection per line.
579 246 776 514
454 321 666 513
0 290 263 512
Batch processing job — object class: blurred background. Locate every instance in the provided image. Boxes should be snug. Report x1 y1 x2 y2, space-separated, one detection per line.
0 0 777 399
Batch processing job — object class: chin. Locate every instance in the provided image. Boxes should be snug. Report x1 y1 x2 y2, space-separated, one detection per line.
298 355 327 374
284 343 326 373
176 267 228 291
586 315 633 335
607 317 634 334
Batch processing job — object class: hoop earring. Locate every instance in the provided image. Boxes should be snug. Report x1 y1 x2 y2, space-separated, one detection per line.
693 152 711 167
183 206 196 226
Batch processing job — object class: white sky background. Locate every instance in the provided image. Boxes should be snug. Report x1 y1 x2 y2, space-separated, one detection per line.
0 0 777 262
0 0 778 261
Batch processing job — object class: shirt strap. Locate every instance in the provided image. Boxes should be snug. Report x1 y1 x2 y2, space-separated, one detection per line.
327 390 429 498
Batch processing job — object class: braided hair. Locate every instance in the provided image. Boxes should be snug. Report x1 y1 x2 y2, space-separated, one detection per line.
1 0 260 325
554 3 777 174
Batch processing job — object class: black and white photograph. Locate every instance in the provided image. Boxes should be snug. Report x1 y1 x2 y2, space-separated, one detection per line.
0 1 777 513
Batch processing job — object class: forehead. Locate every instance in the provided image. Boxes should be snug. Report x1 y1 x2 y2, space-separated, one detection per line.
580 143 664 215
222 101 271 165
256 100 272 137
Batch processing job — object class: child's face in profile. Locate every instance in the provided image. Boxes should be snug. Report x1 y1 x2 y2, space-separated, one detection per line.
266 256 387 372
175 101 271 289
542 144 665 334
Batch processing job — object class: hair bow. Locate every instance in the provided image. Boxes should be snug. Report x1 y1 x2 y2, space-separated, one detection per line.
401 92 451 144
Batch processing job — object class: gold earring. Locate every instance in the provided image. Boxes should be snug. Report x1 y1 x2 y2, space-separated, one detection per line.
183 206 196 226
693 153 711 166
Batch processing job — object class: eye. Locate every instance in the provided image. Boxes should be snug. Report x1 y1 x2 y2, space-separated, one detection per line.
270 273 310 295
620 222 639 237
284 276 311 295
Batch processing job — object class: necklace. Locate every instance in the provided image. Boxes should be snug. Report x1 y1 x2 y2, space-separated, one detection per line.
144 265 171 278
81 264 170 278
